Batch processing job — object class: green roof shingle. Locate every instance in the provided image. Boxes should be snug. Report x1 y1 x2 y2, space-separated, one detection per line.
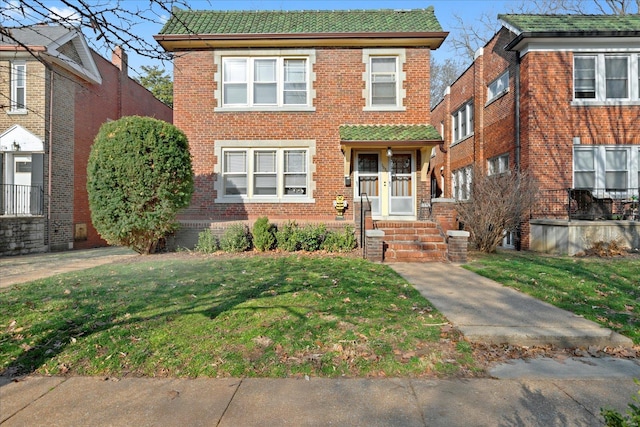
499 14 640 33
339 124 442 142
159 8 443 36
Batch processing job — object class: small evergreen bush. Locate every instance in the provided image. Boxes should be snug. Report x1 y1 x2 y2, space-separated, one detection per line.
322 225 357 252
252 217 276 252
297 223 327 251
195 229 219 253
220 224 252 253
276 220 300 252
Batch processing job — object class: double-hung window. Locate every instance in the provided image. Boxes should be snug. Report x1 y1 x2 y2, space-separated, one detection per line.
220 147 309 200
222 57 309 107
11 61 26 112
370 57 398 106
452 101 473 143
452 166 472 201
574 53 639 102
574 146 639 195
488 154 509 176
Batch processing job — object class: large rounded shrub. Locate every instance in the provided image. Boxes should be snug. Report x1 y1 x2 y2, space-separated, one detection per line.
87 116 193 254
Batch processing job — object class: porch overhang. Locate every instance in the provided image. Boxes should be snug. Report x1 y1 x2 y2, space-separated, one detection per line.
339 124 444 181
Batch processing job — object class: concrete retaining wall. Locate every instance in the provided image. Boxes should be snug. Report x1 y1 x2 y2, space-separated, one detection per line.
0 217 46 256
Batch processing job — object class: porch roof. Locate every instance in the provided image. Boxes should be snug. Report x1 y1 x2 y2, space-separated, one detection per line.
339 124 442 144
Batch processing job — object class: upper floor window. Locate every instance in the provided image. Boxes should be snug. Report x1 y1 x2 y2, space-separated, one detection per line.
11 61 26 112
363 49 406 111
488 154 509 176
487 71 509 103
452 101 473 143
574 54 640 102
221 57 309 108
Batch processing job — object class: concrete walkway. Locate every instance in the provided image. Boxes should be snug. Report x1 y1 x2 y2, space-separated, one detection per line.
1 250 639 426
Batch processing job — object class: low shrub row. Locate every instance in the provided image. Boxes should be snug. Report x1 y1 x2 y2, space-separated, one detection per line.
195 218 357 254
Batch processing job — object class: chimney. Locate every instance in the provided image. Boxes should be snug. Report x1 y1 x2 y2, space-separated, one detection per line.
112 46 128 76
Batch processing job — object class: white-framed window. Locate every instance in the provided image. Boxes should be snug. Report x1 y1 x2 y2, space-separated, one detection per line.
487 71 509 103
488 154 509 176
221 57 309 108
215 140 315 203
362 48 406 111
452 101 473 143
11 61 26 112
574 53 640 102
452 166 472 201
573 145 640 195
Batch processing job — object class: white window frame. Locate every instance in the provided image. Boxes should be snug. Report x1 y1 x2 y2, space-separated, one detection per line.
362 48 406 111
573 53 640 104
487 71 509 104
214 140 316 203
214 49 316 112
452 166 472 201
10 61 27 113
451 101 473 144
573 145 640 197
488 154 509 176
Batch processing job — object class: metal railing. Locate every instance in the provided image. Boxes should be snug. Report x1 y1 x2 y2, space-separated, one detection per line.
531 187 639 221
1 184 44 216
359 192 372 258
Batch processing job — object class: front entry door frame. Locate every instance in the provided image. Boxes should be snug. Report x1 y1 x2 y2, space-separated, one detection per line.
388 151 415 217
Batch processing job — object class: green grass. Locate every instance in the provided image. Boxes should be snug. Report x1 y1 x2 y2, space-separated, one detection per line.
0 254 479 378
464 251 640 344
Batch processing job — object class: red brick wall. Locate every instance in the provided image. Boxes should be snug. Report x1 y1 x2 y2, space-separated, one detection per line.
173 47 432 223
73 51 173 249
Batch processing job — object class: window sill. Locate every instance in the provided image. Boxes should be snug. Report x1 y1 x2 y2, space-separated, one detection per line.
215 106 316 112
215 196 315 204
363 106 406 112
485 89 509 107
571 99 640 107
450 133 474 148
6 110 27 115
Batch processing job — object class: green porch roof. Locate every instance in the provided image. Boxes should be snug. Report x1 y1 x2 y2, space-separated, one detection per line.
499 14 640 33
339 124 442 142
159 8 443 35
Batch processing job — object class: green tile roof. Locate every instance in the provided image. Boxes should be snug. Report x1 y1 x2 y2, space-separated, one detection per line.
159 8 443 35
339 124 442 142
499 14 640 33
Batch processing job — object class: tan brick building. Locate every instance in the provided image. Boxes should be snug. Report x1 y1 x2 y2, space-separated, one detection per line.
0 26 172 255
156 8 454 258
430 15 640 254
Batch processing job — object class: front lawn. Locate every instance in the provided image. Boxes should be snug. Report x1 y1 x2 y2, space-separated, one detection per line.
464 251 640 344
1 254 479 378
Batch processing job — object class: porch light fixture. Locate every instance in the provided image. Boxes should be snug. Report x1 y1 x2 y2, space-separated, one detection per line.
387 147 393 157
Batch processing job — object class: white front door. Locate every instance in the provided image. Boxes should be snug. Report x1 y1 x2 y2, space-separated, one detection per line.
389 153 414 216
13 155 32 214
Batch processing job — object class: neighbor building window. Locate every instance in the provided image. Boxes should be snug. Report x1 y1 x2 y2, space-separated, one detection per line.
215 140 315 203
487 71 509 103
452 101 473 143
488 154 509 176
574 54 640 102
574 146 639 195
11 61 26 112
452 166 472 201
221 56 310 108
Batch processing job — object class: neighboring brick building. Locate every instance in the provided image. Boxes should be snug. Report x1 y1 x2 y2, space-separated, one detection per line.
430 15 640 254
0 25 172 255
156 8 452 257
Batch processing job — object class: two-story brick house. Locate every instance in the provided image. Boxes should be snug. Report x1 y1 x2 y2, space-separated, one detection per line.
0 25 172 255
155 8 455 260
430 15 640 254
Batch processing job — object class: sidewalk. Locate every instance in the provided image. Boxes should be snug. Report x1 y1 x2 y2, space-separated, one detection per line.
1 251 638 426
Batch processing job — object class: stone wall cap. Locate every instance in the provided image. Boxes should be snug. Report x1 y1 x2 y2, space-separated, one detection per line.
447 230 470 237
366 229 385 237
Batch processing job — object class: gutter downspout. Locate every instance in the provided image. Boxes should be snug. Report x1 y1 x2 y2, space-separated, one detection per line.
515 55 521 172
47 68 54 252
